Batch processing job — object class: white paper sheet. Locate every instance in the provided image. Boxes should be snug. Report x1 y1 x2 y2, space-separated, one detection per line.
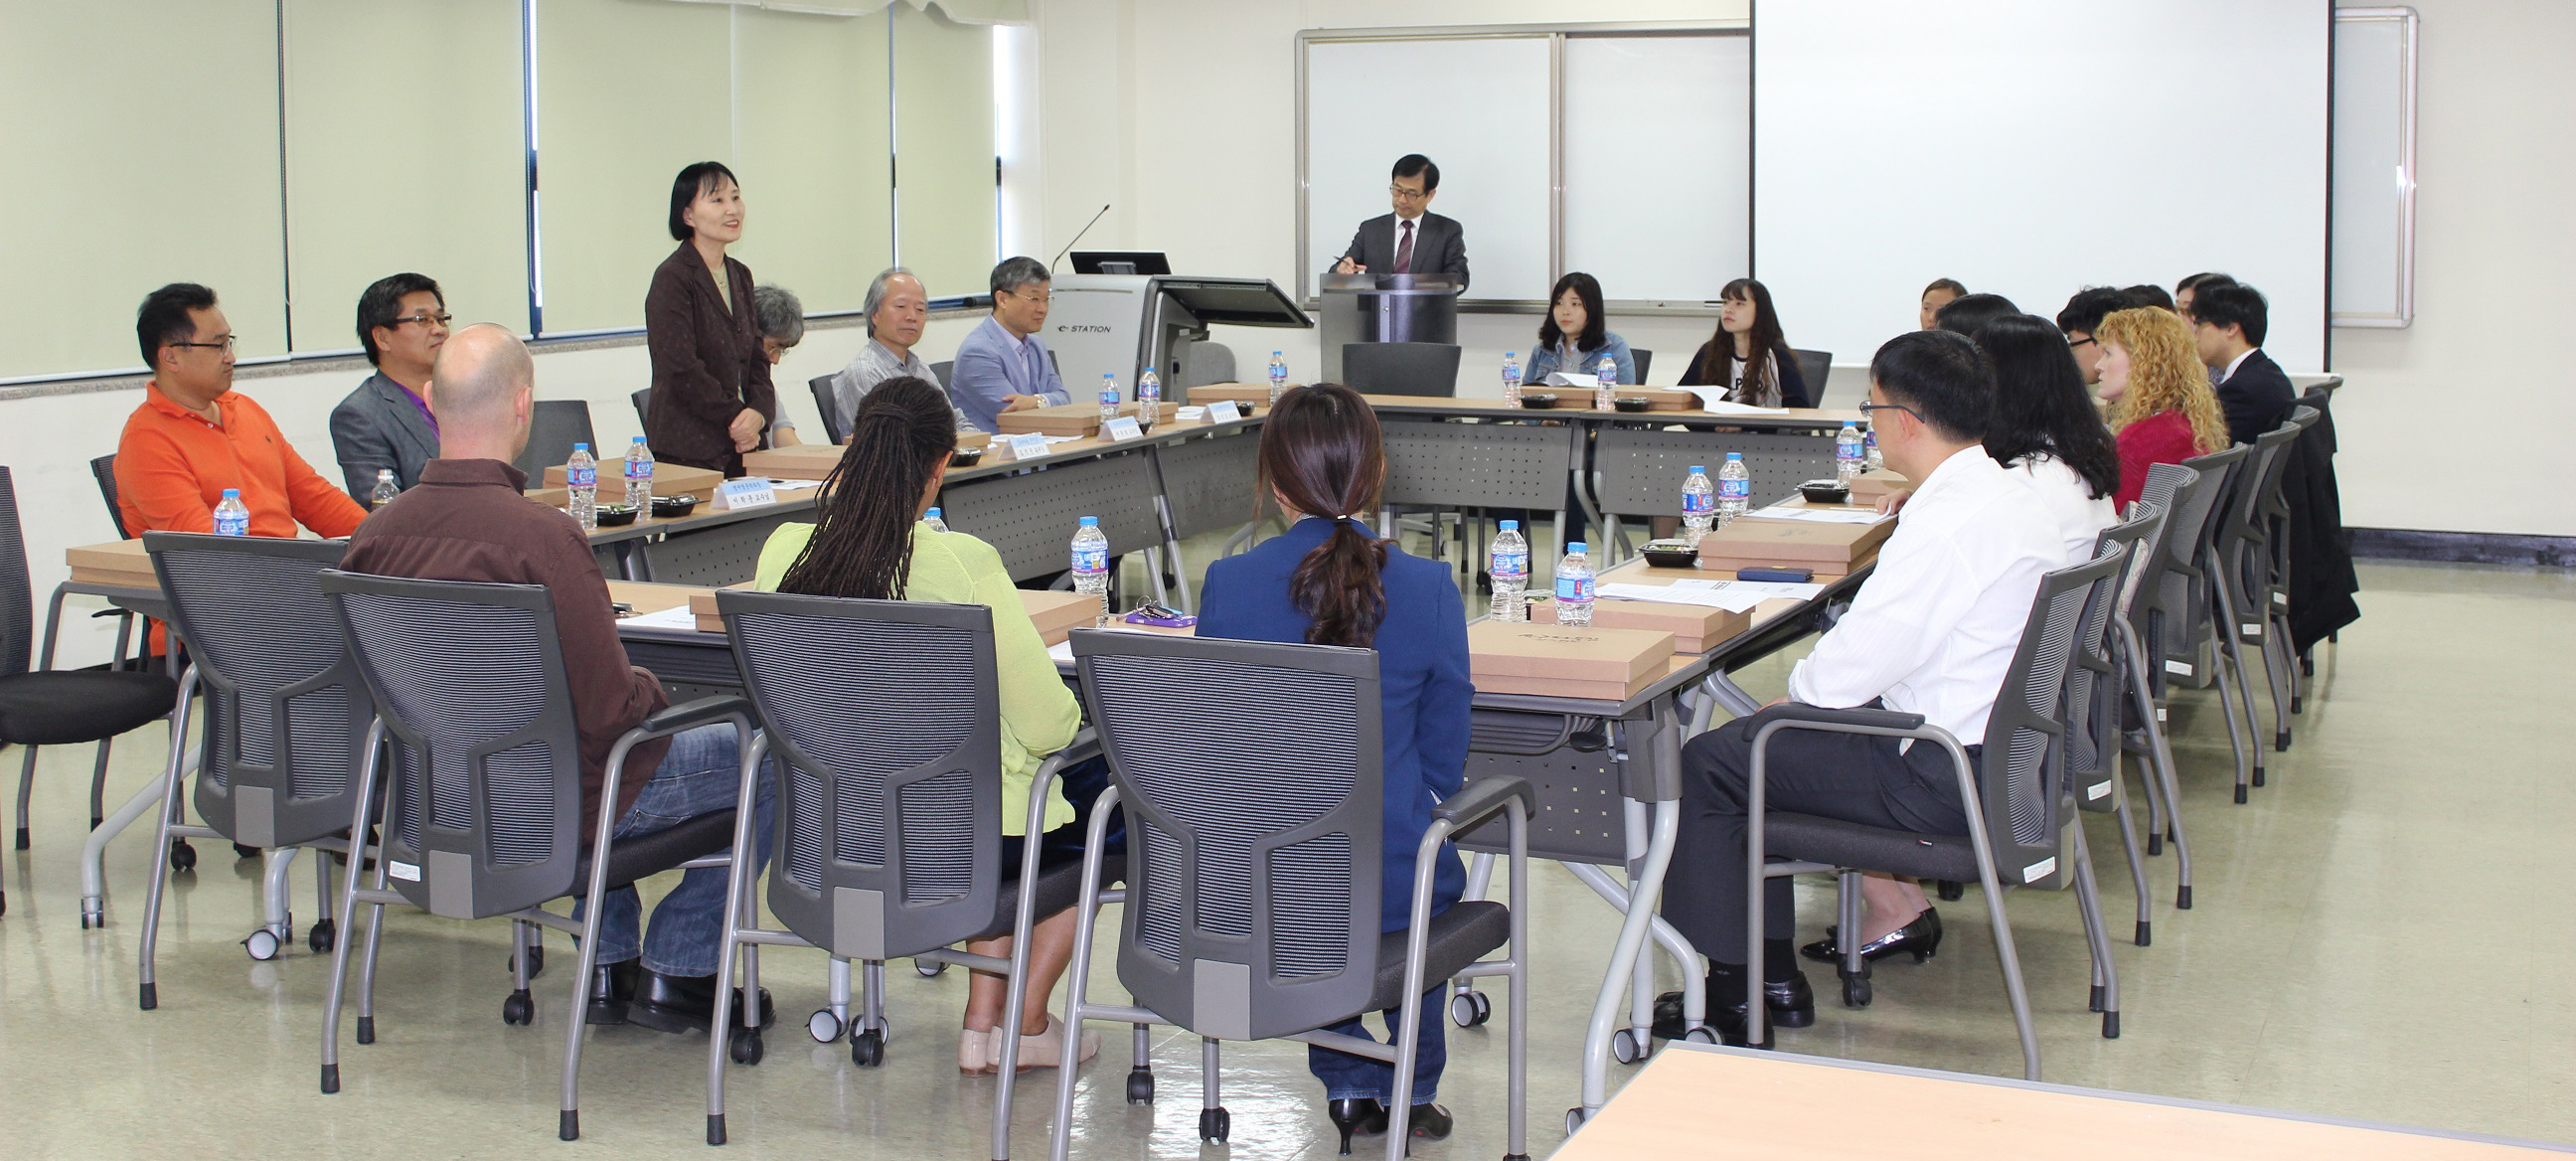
1540 371 1600 389
618 604 705 631
1599 580 1826 613
1744 504 1889 525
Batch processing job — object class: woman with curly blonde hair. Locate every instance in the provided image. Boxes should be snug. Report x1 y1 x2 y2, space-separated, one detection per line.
2094 306 2228 508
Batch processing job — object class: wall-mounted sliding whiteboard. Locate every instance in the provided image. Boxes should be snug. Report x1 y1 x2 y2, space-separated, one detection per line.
1299 24 1751 305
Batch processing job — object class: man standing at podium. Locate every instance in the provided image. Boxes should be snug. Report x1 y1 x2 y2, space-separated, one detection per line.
1330 154 1469 290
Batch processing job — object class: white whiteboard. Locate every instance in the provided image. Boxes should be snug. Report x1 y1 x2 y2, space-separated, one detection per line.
1563 34 1750 303
1303 35 1551 302
1754 1 2331 372
2332 8 2417 327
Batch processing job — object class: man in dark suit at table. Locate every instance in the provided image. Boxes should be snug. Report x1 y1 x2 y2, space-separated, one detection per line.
2189 281 2295 446
1330 154 1469 290
329 272 448 503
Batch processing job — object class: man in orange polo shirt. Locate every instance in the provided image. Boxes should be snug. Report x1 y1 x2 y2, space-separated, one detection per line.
114 283 368 540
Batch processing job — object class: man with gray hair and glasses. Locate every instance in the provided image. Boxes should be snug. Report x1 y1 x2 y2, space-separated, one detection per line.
948 255 1070 432
825 267 976 441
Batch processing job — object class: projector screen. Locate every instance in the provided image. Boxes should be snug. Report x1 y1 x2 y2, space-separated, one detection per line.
1753 1 2330 372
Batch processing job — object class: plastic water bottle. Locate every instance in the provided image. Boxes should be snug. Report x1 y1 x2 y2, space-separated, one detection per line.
1836 421 1865 485
1488 520 1530 622
923 507 949 533
1098 374 1120 431
1501 352 1523 406
213 488 249 536
624 435 654 510
1593 355 1619 411
1863 424 1883 473
1268 351 1289 405
1715 452 1750 526
1554 543 1595 627
370 469 399 510
1681 465 1715 546
1135 368 1161 434
566 442 597 531
1071 516 1110 627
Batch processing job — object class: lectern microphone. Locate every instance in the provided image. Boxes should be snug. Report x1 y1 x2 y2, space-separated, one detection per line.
1049 204 1113 271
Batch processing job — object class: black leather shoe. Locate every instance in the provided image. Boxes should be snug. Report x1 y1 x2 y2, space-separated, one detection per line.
585 958 639 1025
628 969 776 1035
1327 1098 1386 1155
1652 970 1812 1041
1798 909 1943 965
1405 1102 1453 1140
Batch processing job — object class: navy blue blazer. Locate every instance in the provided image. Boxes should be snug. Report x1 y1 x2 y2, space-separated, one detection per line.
1198 517 1471 933
2215 349 2295 447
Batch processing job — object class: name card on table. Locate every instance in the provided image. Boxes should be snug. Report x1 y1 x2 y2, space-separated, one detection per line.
1208 401 1243 422
716 476 776 511
1006 432 1052 461
1101 416 1144 441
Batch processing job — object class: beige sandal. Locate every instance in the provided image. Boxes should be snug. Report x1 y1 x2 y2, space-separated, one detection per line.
990 1013 1100 1072
959 1027 995 1075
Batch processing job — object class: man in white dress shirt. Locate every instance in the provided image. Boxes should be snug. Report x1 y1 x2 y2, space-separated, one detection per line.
1656 329 2067 1045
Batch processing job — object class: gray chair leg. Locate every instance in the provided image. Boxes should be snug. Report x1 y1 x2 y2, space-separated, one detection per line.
2119 619 2193 908
2069 826 2121 1039
2210 577 2266 792
15 745 37 851
2108 778 2153 946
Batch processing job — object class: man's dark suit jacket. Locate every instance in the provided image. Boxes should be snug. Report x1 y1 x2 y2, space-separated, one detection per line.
1333 212 1469 290
2215 349 2295 447
328 372 439 501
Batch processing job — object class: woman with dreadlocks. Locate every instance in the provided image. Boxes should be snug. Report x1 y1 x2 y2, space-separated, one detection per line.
751 375 1102 1075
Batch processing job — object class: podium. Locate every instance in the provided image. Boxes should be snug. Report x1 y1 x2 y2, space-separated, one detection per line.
1045 274 1310 393
1319 272 1462 383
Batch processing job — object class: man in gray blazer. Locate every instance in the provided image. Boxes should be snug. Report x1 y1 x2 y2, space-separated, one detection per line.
330 272 448 503
1330 154 1469 290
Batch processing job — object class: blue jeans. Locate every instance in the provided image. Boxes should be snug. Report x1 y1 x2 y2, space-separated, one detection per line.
1309 990 1445 1104
578 724 776 976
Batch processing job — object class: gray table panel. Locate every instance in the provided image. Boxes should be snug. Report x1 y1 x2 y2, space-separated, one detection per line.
641 510 803 586
938 450 1168 582
1156 426 1263 541
1592 426 1836 519
1381 418 1580 510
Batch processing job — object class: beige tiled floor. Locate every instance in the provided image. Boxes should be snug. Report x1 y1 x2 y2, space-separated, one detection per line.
1 557 2569 1158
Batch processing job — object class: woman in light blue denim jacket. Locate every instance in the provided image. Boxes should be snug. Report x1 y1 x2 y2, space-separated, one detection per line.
1525 271 1637 387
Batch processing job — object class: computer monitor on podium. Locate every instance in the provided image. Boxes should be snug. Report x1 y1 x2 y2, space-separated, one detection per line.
1069 250 1172 276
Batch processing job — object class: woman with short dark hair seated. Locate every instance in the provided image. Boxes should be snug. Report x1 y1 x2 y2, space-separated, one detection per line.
1196 383 1473 1153
1525 271 1637 386
750 375 1102 1075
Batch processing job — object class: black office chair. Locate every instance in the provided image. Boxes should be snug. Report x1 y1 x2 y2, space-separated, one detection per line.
91 455 129 540
631 388 652 431
1630 348 1654 385
807 375 847 444
1340 342 1462 398
928 360 955 391
1791 349 1834 408
0 466 181 918
513 400 598 481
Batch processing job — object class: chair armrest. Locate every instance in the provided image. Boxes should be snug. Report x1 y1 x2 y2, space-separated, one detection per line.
1747 703 1926 734
1033 728 1101 780
634 695 752 740
1432 775 1534 831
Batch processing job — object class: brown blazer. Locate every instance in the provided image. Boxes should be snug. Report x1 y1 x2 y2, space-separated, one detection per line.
644 242 775 476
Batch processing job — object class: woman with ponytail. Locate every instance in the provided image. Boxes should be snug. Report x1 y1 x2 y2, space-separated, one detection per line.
750 376 1102 1076
1196 382 1473 1152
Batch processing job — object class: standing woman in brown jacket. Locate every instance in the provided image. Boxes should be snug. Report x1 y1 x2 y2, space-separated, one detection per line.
645 162 790 476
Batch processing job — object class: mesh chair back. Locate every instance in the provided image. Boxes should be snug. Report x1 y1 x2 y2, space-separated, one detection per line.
1180 343 1236 388
1341 342 1461 398
930 360 956 391
92 454 130 539
318 571 586 919
1630 348 1654 384
512 401 598 481
1072 630 1383 1043
2220 420 2302 558
1974 547 2126 881
807 375 848 444
719 590 1004 960
2065 506 2163 807
0 467 32 678
145 534 369 848
2263 407 2321 528
2155 443 2249 665
1791 349 1834 407
631 388 652 431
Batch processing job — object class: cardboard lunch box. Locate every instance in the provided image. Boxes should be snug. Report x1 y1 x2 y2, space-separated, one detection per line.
541 459 723 496
992 401 1180 437
1695 515 1895 570
1530 592 1747 655
1467 620 1675 701
738 443 846 481
66 538 156 588
1846 469 1910 501
1186 383 1273 408
684 584 1103 647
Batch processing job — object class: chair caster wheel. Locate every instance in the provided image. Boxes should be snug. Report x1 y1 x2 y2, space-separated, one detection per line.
1610 1027 1648 1065
1935 880 1964 902
1565 1107 1589 1134
1682 1026 1718 1045
502 989 535 1025
730 1030 765 1066
1842 976 1871 1008
234 842 260 861
808 1009 844 1043
308 918 336 954
915 959 946 978
244 927 283 961
1125 1067 1155 1103
1448 989 1491 1027
1198 1106 1229 1143
169 839 197 873
849 1029 883 1067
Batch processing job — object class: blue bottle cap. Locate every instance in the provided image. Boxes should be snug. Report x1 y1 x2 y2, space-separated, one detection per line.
1569 543 1587 553
222 488 240 498
1499 520 1519 530
631 435 646 443
1690 465 1705 474
1725 451 1742 459
927 508 942 518
1079 516 1098 526
573 442 589 451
